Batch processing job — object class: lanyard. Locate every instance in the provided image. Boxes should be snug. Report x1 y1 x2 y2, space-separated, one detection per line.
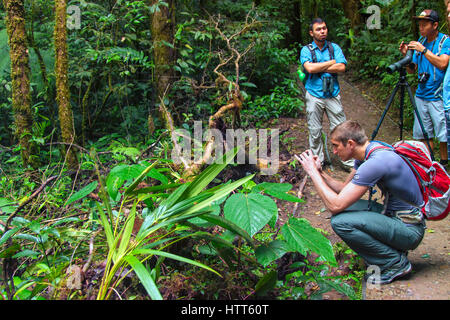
419 38 437 80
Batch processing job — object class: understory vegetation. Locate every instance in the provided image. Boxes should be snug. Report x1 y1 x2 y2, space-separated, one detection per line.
0 0 445 300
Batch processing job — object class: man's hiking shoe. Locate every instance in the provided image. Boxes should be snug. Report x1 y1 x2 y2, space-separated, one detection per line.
366 259 412 285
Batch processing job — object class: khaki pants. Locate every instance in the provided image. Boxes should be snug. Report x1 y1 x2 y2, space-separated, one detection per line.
305 91 352 166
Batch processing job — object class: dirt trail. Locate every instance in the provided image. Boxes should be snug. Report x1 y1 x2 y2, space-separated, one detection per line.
278 76 450 300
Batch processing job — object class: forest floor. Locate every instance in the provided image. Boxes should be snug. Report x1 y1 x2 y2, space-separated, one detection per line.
270 75 450 300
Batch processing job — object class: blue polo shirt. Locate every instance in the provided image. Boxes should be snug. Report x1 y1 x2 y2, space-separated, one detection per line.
412 32 450 101
300 41 347 99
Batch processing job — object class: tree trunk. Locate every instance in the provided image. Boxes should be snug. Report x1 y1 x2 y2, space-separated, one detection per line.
150 0 176 126
411 0 419 40
3 0 39 168
55 0 78 169
339 0 362 36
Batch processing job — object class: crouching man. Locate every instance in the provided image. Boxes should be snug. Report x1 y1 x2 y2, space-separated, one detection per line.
297 120 426 285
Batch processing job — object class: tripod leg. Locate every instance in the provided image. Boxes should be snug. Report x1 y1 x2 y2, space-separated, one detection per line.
371 83 401 141
399 85 406 140
405 84 435 160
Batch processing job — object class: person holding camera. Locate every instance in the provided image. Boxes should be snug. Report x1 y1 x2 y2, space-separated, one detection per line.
399 9 450 166
297 120 425 285
300 18 353 170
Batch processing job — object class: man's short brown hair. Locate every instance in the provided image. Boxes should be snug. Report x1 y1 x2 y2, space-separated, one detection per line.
330 120 368 146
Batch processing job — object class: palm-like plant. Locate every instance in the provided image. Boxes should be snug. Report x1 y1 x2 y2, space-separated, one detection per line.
93 148 254 300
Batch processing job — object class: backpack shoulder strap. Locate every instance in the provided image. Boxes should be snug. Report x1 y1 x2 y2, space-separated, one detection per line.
438 33 449 55
307 44 316 63
365 141 393 161
327 42 335 60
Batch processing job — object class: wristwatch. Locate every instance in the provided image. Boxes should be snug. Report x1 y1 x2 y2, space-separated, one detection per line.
422 48 428 54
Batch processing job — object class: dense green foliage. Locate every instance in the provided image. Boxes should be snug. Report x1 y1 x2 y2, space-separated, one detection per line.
0 0 447 300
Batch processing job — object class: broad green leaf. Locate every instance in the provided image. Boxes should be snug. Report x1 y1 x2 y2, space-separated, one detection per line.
106 164 145 199
197 214 253 246
132 248 220 277
124 255 163 300
281 218 337 266
252 182 304 202
255 271 277 296
255 240 289 267
183 173 255 217
0 228 19 246
147 168 169 185
66 181 98 206
0 198 17 214
224 193 277 237
13 249 40 259
317 279 357 300
124 161 159 195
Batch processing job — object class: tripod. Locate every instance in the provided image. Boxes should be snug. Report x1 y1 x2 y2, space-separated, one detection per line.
371 67 435 160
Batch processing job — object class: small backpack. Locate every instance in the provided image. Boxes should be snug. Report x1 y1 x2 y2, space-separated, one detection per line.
366 140 450 220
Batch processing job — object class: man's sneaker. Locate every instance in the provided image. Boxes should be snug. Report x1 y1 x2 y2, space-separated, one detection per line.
366 258 412 285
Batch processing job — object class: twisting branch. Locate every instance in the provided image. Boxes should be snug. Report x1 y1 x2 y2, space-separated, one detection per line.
162 8 262 177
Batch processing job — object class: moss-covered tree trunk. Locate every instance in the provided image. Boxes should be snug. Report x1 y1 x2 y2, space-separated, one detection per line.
55 0 78 169
339 0 362 37
3 0 39 168
150 0 176 126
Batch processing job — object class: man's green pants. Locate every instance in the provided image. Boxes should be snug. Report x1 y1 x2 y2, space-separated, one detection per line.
330 200 425 272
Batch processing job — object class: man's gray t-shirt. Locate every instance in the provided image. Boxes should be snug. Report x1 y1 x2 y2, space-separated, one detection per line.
352 142 424 211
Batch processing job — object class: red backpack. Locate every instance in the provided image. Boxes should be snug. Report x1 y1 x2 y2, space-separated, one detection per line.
366 140 450 220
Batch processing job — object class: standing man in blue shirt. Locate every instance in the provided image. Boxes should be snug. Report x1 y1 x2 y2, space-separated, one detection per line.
300 18 353 170
399 9 450 166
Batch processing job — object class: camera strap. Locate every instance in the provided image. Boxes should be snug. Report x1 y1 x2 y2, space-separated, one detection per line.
418 34 448 82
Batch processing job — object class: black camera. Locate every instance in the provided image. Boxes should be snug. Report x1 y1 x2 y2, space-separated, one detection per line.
387 49 414 73
418 72 430 84
322 76 334 94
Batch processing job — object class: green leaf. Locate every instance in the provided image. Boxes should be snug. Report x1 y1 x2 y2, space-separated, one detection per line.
13 249 40 259
124 161 159 195
224 193 277 237
124 255 163 300
282 218 337 266
0 198 17 214
252 182 304 202
0 228 19 246
255 271 277 296
197 213 253 246
66 181 98 206
183 173 255 217
106 164 145 199
132 248 220 277
117 202 137 258
96 203 114 251
255 240 289 267
181 147 238 200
